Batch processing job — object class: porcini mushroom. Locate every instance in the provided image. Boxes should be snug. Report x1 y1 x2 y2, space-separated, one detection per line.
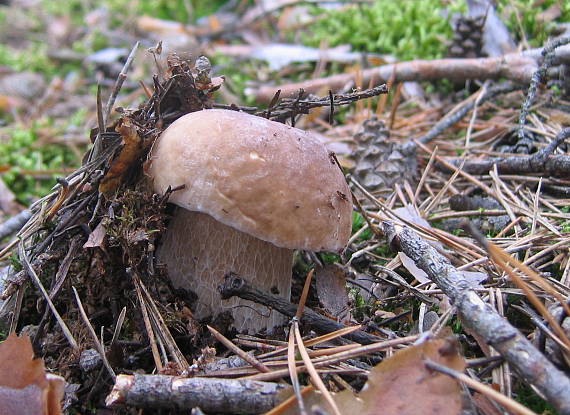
148 109 352 332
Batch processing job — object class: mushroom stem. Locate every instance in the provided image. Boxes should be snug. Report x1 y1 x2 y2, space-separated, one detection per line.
158 209 293 333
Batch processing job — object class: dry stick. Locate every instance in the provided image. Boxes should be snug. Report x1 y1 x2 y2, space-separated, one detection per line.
90 42 139 163
219 274 384 345
518 37 570 142
445 127 570 176
72 287 115 379
422 83 519 146
105 374 290 413
103 42 139 124
0 210 32 240
381 221 570 414
207 325 271 374
18 242 78 350
251 50 551 101
425 360 537 415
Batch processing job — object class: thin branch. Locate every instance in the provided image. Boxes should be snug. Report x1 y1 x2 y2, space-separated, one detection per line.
381 221 570 414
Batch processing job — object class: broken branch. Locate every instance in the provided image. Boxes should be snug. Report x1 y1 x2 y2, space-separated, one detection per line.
218 273 384 344
381 221 570 414
105 374 290 413
251 44 570 102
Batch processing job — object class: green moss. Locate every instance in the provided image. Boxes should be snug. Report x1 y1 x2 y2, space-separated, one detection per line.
515 382 556 413
320 252 341 264
497 0 570 47
0 43 56 74
0 125 78 203
350 212 373 243
210 53 258 106
9 252 22 272
107 0 231 23
303 0 462 61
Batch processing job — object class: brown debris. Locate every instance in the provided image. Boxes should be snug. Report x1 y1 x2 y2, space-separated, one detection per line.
0 334 65 415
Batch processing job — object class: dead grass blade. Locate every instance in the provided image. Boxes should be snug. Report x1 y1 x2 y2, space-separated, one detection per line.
257 325 363 360
72 287 115 379
132 275 163 372
467 225 570 353
137 277 189 369
293 322 342 415
287 321 307 415
19 242 78 350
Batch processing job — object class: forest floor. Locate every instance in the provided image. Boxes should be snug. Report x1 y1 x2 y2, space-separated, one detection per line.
0 0 569 414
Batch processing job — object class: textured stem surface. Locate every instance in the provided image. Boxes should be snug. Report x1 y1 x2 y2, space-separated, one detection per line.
158 210 292 332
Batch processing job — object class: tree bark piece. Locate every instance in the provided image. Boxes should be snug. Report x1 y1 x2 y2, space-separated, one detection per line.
251 45 570 102
106 374 290 413
381 221 570 415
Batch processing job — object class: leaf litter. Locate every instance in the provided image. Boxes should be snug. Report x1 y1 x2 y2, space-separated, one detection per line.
0 1 569 414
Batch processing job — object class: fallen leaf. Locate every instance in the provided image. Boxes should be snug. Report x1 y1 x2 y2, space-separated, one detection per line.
83 222 107 248
0 333 65 415
279 337 465 415
315 264 349 321
350 337 464 415
374 309 396 319
99 119 145 197
399 251 430 284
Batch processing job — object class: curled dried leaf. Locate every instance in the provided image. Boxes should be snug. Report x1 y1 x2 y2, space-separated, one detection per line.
0 333 64 415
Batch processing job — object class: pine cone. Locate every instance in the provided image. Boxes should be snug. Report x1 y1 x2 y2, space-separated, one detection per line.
448 15 486 59
353 117 417 192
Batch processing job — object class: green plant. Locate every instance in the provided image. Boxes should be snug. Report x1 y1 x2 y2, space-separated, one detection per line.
303 0 463 61
119 0 230 23
0 43 55 75
515 382 556 413
0 125 78 203
352 211 373 240
497 0 570 47
320 252 341 264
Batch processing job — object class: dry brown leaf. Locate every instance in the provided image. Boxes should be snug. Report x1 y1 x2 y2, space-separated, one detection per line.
83 222 107 248
278 337 465 415
0 333 65 415
99 119 145 197
315 263 349 322
349 337 465 415
374 309 396 319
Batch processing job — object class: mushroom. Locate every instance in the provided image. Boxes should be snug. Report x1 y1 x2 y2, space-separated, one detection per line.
148 109 352 332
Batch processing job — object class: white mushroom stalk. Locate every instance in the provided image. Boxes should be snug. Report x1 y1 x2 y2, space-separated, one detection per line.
148 109 352 332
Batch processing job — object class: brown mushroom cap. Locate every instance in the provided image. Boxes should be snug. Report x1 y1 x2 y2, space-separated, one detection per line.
149 109 352 252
